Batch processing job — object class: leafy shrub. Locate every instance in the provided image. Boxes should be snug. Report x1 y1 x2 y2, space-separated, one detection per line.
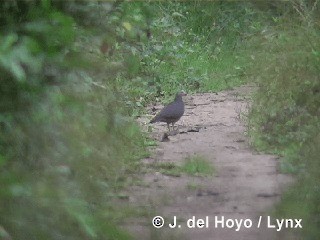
248 1 320 238
0 1 146 239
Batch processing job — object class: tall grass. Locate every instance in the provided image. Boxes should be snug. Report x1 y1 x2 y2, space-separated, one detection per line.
247 1 320 238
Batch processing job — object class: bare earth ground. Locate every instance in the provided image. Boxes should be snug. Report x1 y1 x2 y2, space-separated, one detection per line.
125 85 293 240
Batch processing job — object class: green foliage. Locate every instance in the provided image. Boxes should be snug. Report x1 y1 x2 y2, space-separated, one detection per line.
248 6 320 162
148 162 182 177
275 134 320 240
148 155 214 177
182 155 214 176
0 1 147 239
111 1 262 107
141 1 258 97
247 1 320 238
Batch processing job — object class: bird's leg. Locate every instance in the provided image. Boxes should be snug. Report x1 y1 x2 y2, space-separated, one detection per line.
167 123 171 132
171 123 175 131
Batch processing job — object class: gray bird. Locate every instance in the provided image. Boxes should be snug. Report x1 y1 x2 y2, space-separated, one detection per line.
150 92 186 131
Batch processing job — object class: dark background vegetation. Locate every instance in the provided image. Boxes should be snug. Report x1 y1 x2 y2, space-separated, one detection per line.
0 0 319 239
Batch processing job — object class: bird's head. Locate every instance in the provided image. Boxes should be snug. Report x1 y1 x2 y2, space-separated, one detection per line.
175 91 187 100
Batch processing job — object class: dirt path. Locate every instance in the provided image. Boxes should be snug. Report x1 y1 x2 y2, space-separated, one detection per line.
126 85 293 240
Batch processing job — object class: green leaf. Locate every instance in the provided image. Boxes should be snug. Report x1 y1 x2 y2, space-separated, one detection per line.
64 199 97 238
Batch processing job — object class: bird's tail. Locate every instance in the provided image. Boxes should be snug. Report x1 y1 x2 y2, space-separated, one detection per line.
150 116 158 124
